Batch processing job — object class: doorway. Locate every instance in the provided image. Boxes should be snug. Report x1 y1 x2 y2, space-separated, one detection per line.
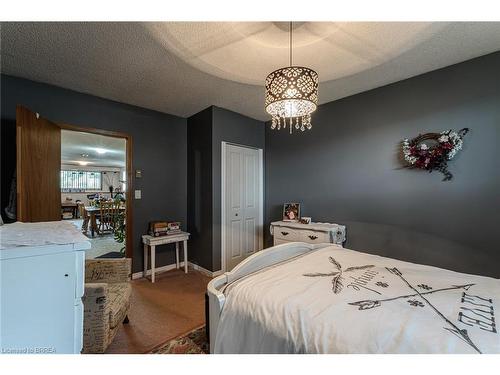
59 123 133 260
15 106 133 261
221 142 264 272
61 129 128 259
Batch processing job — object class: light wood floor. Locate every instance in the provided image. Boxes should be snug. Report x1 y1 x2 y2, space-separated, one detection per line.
105 268 211 353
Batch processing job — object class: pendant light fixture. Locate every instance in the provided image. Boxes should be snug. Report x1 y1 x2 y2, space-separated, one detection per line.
265 22 319 133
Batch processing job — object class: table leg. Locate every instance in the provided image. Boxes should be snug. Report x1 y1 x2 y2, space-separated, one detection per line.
143 244 148 279
175 242 180 269
90 213 96 237
183 240 188 274
151 245 156 283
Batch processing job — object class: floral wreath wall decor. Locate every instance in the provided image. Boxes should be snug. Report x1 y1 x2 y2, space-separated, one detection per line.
401 128 469 181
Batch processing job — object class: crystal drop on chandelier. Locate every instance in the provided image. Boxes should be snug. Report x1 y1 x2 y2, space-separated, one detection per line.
265 66 318 133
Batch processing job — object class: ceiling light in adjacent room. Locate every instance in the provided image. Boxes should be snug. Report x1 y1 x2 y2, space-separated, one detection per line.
78 161 90 166
95 148 107 154
265 22 319 133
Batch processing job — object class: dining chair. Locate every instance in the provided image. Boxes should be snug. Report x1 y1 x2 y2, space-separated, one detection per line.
78 203 90 234
97 201 120 234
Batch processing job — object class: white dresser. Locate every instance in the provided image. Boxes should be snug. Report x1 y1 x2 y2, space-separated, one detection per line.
270 221 346 246
0 221 90 354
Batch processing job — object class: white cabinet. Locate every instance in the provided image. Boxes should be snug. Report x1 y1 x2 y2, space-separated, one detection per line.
270 221 346 246
0 222 90 354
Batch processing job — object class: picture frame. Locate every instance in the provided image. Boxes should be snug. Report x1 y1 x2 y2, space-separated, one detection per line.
283 203 301 222
299 216 311 224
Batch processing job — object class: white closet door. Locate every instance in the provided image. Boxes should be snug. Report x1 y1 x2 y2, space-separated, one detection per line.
225 144 262 271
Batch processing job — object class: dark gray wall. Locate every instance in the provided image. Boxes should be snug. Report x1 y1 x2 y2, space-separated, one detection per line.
187 107 213 270
211 106 265 271
265 52 500 278
0 75 187 274
187 106 265 271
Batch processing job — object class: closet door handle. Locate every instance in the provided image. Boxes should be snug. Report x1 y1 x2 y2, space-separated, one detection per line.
308 235 318 240
281 231 289 236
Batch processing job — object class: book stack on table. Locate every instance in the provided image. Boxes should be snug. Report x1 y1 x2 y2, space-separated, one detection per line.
148 221 181 237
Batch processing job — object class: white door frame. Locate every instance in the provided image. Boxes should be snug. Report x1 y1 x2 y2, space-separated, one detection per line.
221 141 264 273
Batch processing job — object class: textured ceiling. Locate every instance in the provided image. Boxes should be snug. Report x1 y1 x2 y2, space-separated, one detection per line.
1 22 500 121
61 130 126 168
150 22 448 85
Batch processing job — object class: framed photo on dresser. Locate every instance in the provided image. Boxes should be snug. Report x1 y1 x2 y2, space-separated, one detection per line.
283 202 301 222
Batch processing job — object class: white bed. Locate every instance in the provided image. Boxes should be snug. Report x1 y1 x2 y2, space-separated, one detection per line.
207 242 499 354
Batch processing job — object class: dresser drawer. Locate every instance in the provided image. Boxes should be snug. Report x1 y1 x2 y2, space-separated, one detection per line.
271 221 345 247
274 227 300 241
299 230 329 244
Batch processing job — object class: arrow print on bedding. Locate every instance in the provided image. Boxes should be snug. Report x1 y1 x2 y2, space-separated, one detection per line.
349 267 483 354
303 257 496 353
349 283 475 311
303 256 375 294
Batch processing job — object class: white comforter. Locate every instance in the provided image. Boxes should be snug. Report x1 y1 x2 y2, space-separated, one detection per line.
214 245 500 354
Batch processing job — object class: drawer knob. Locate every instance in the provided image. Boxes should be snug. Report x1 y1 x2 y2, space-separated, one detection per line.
308 235 318 240
281 231 289 236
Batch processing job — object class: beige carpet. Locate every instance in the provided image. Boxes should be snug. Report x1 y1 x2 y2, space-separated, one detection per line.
105 268 211 354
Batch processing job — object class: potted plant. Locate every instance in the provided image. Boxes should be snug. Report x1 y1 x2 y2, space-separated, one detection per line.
113 196 126 255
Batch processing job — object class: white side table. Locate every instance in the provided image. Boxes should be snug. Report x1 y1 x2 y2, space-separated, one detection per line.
142 231 190 283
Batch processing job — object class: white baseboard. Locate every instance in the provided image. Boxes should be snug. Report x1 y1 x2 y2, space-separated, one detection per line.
132 262 179 280
189 263 224 278
212 269 224 277
132 261 224 280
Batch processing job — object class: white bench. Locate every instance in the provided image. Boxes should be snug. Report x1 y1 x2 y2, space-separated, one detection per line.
142 231 190 282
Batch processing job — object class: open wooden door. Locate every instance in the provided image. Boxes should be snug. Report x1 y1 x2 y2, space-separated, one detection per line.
16 106 61 222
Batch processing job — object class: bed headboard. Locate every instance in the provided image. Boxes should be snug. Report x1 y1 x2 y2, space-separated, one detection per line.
206 242 331 352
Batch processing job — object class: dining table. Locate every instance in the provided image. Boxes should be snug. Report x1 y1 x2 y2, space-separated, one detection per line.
84 205 126 237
